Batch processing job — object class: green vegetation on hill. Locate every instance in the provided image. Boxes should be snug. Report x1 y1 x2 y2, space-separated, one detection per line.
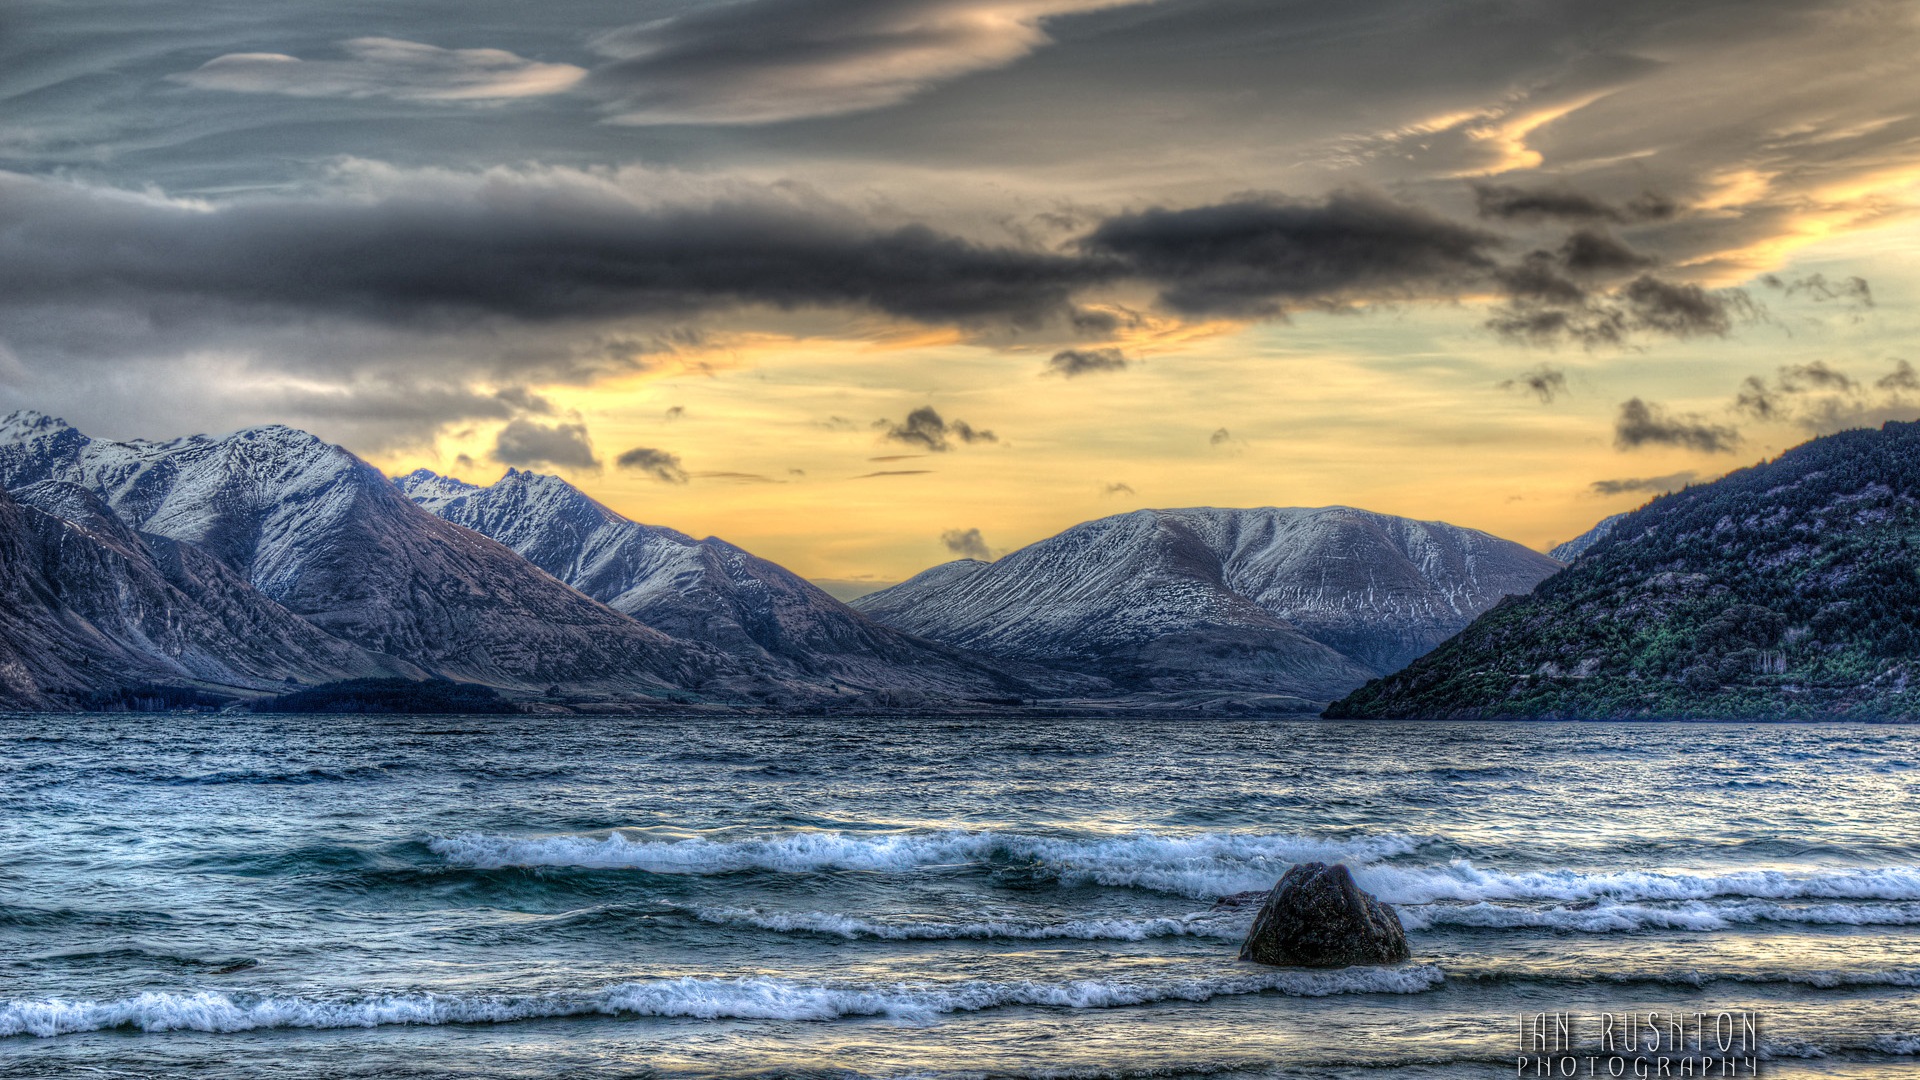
251 678 518 715
1328 421 1920 720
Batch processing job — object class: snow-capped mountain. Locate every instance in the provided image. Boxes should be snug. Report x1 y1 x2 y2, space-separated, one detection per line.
851 507 1563 700
397 467 1056 698
0 411 723 694
0 481 417 708
1548 512 1627 563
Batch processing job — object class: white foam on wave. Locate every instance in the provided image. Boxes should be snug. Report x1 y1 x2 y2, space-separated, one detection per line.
0 967 1444 1038
1357 862 1920 907
681 905 1243 941
1454 963 1920 991
1400 898 1920 933
428 829 1420 897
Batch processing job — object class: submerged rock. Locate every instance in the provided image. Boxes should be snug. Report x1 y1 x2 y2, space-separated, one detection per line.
1237 861 1410 967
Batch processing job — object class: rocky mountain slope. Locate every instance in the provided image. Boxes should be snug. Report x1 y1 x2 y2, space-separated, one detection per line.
0 411 723 696
851 507 1561 701
1329 421 1920 720
0 481 415 709
1548 512 1627 562
397 468 1057 699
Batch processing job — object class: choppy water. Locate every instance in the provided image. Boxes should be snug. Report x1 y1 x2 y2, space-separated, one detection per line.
2 713 1916 1078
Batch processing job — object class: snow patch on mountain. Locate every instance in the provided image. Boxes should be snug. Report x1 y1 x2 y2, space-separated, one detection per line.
853 506 1561 697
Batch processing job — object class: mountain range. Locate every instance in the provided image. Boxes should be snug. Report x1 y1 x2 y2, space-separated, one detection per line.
1329 421 1920 720
395 467 1061 701
0 409 1562 712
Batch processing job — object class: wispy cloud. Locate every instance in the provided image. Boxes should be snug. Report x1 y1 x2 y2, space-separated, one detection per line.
175 38 585 102
586 0 1154 125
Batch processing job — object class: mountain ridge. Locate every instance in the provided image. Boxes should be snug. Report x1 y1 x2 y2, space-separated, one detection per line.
853 505 1562 702
1328 421 1920 720
397 466 1080 701
0 411 728 696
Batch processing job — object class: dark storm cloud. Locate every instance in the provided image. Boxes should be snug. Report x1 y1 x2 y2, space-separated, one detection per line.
1613 398 1740 453
494 417 601 470
0 165 1771 399
1045 347 1129 377
1498 364 1568 403
1472 183 1676 224
1082 189 1501 316
0 171 1112 346
616 445 690 483
940 527 992 560
1590 471 1700 496
877 406 996 451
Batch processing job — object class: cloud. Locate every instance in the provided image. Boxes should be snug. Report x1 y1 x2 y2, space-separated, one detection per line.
1082 189 1500 316
1499 364 1568 403
1760 272 1873 309
1489 273 1752 348
664 405 686 421
0 167 1110 345
1613 398 1740 454
615 445 690 483
1102 481 1135 496
1880 360 1919 393
1557 230 1654 274
494 417 601 470
694 470 784 483
1778 360 1858 394
878 405 996 451
1472 183 1674 224
1045 347 1128 377
1733 360 1920 434
940 527 992 559
1208 426 1231 446
175 38 586 102
853 469 934 478
585 0 1151 125
1589 471 1700 496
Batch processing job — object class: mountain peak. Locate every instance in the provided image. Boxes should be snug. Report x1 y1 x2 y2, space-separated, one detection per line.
0 409 79 439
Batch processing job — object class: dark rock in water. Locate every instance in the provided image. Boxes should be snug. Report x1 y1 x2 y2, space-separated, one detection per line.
1237 862 1409 967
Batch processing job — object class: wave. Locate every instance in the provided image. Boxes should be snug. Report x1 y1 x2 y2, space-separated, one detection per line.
1400 898 1920 933
679 905 1243 942
1357 862 1920 906
163 764 405 786
427 829 1422 896
1452 964 1920 991
0 967 1444 1038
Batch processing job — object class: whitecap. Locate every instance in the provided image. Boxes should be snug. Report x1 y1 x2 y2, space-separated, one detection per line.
0 966 1445 1038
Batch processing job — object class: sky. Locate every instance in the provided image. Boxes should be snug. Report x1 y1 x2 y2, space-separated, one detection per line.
4 0 1920 595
